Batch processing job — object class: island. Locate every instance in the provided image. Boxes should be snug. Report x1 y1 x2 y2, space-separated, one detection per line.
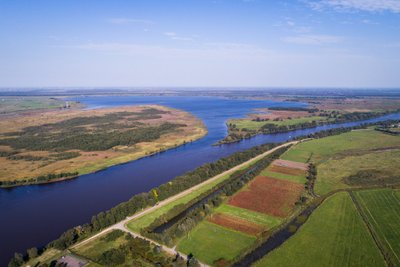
0 104 207 187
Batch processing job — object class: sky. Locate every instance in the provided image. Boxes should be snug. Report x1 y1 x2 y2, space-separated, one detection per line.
0 0 400 88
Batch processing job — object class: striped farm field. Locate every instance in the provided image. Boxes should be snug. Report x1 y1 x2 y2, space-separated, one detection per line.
260 159 308 185
208 213 264 236
272 159 309 171
228 176 303 218
254 192 386 267
268 165 305 176
215 204 282 228
354 189 400 266
260 169 306 184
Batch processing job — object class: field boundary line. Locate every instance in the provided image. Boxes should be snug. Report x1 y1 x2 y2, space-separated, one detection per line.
349 191 397 267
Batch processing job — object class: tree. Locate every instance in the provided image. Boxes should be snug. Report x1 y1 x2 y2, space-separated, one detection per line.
187 253 200 267
8 253 24 267
27 247 38 259
153 189 159 203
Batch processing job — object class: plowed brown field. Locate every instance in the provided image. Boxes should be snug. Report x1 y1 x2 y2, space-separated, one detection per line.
228 176 303 217
208 213 264 236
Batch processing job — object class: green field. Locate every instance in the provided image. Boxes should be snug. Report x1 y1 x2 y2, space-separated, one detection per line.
215 204 282 228
25 248 64 267
260 169 306 184
71 231 129 261
0 96 79 114
317 150 400 194
354 189 400 266
281 129 400 194
281 129 400 164
177 221 256 265
254 192 385 267
230 116 328 131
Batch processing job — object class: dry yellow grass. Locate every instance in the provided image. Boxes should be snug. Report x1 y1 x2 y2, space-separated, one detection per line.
0 105 207 183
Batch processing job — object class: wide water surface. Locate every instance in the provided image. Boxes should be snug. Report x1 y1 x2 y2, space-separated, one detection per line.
1 96 399 266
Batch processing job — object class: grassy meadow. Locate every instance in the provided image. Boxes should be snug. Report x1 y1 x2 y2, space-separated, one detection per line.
25 248 64 267
229 116 328 131
281 129 400 195
354 189 400 266
317 149 400 195
254 192 385 267
281 129 400 164
177 221 256 265
260 168 306 184
71 231 129 261
0 96 81 114
215 204 282 228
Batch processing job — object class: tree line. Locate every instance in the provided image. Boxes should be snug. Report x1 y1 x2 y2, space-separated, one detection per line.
0 172 79 187
267 106 319 113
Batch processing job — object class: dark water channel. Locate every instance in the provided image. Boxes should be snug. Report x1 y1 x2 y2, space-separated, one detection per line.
233 203 319 267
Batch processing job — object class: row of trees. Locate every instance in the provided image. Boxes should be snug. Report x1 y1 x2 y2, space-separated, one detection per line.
267 106 319 113
0 172 79 187
8 247 38 267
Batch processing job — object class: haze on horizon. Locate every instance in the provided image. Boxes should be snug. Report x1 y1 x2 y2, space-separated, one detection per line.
1 0 400 88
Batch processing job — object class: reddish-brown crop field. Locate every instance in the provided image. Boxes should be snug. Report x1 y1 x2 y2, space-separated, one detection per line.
228 176 304 217
208 213 264 236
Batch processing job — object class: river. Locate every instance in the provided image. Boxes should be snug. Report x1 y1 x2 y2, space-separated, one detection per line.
1 96 399 266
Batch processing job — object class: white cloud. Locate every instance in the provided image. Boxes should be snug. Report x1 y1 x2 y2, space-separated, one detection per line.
361 19 379 25
171 36 194 41
67 41 270 60
164 32 195 42
308 0 400 13
108 18 154 25
283 34 342 45
163 32 177 37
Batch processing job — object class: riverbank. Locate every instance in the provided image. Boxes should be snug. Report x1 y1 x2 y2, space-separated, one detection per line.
217 109 397 145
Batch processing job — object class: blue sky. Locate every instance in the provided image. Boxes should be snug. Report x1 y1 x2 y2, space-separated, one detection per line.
1 0 400 88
